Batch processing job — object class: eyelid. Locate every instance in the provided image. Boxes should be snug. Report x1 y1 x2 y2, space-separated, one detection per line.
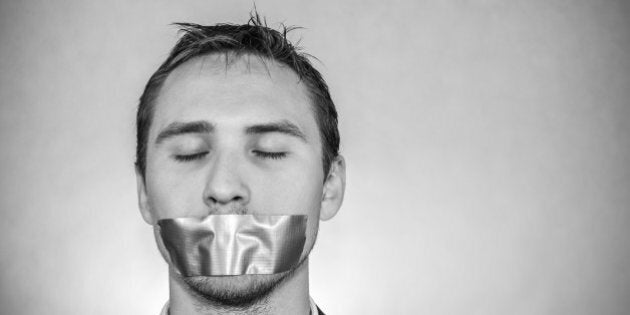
252 150 287 160
173 151 208 162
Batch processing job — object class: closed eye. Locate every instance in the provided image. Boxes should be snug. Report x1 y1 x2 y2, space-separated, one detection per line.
253 150 287 160
174 152 208 162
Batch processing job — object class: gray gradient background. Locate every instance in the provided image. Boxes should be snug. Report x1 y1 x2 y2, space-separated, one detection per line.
1 1 629 314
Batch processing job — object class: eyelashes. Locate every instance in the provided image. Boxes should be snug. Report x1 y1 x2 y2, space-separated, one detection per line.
252 151 287 160
173 151 287 162
174 152 208 162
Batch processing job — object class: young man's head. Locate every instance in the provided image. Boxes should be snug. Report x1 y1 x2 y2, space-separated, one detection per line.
135 14 345 307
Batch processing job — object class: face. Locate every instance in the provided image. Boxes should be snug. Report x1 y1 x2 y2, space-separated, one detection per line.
136 53 345 305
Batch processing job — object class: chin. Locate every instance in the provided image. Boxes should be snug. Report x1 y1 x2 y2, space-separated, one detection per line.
181 252 311 308
182 272 288 307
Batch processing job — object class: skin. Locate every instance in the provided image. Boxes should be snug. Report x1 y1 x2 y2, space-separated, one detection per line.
136 53 346 315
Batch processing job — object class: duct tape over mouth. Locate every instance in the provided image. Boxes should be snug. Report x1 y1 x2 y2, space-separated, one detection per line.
154 214 307 277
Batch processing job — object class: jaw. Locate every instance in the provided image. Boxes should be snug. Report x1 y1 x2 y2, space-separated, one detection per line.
180 252 309 303
168 247 313 311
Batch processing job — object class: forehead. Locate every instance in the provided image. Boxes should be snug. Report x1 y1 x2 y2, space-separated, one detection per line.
151 53 317 136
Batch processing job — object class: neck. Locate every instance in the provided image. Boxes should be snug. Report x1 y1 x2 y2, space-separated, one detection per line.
168 260 311 315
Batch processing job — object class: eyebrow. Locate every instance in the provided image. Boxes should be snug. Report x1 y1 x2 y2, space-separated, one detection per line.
155 121 214 144
245 120 307 142
154 120 307 144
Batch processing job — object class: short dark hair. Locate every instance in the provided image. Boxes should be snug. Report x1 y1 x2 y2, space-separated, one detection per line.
136 13 340 179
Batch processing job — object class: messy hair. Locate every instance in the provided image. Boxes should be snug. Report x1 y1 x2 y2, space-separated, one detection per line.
135 13 339 178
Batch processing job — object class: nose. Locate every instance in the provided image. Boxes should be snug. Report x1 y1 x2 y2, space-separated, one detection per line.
202 152 250 214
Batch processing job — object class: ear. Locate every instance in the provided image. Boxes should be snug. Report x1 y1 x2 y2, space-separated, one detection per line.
320 155 346 221
136 167 155 225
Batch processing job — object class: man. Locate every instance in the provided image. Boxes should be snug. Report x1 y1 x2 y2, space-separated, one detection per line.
135 13 345 315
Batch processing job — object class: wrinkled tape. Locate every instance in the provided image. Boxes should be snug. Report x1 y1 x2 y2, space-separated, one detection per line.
155 214 307 276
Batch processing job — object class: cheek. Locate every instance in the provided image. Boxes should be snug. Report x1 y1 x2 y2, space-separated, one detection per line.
252 163 323 214
145 165 206 220
249 165 324 254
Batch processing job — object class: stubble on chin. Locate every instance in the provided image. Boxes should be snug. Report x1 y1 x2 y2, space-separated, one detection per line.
179 255 308 309
183 273 284 308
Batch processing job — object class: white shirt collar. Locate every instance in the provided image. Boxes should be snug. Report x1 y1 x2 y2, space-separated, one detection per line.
309 296 319 314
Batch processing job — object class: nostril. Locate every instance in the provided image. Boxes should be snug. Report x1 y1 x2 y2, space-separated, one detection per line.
207 195 243 204
202 165 250 209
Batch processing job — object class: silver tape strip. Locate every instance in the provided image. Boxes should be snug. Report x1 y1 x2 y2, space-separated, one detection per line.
155 214 307 276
